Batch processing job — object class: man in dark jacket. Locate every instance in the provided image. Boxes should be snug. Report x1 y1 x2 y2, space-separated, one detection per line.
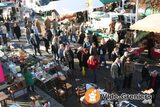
148 70 160 107
98 40 107 66
138 62 150 88
42 36 50 54
64 45 74 70
46 29 53 44
106 38 116 60
30 32 41 56
13 23 21 41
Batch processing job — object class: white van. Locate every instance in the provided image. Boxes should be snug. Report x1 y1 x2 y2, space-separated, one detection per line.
89 11 135 31
89 12 120 29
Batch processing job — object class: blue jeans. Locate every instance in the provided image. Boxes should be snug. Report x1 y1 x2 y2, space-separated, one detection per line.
100 54 106 64
70 33 77 42
91 69 97 83
114 77 123 91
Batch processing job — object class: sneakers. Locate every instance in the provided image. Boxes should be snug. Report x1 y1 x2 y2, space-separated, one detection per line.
138 83 141 88
106 66 109 69
152 103 155 107
100 63 104 66
142 99 152 104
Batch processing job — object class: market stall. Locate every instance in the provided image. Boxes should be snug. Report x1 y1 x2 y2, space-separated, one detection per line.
130 14 160 59
130 14 160 33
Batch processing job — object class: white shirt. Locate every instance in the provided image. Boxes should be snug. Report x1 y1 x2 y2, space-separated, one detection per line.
115 22 122 31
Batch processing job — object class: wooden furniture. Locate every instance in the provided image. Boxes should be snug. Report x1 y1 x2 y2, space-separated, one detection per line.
75 85 86 103
59 75 66 81
59 80 72 96
52 87 66 102
0 83 9 91
0 92 8 107
5 74 14 84
45 80 54 92
7 81 26 100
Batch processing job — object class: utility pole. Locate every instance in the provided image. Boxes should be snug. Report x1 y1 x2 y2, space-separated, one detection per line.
135 0 139 22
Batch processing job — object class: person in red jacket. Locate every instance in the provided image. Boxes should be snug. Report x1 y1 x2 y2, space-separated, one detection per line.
87 55 99 83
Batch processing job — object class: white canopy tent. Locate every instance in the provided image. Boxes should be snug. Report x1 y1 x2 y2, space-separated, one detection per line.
41 0 104 15
130 14 160 33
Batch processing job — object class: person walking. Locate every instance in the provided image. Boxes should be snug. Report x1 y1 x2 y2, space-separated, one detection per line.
90 42 98 57
51 36 59 60
13 22 21 41
87 55 99 83
138 61 150 88
52 19 58 35
58 44 65 63
64 45 74 70
69 23 77 42
29 31 42 56
46 29 53 45
42 36 50 54
106 37 116 60
35 19 42 34
25 26 31 44
23 67 34 92
123 57 135 89
111 47 119 62
76 46 83 70
81 48 90 77
44 17 51 30
98 39 107 66
83 37 91 49
148 70 160 107
110 57 123 92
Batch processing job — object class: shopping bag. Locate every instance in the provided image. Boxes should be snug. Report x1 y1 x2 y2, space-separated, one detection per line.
82 66 85 77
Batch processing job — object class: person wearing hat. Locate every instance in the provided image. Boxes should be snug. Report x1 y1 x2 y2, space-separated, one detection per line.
148 70 160 107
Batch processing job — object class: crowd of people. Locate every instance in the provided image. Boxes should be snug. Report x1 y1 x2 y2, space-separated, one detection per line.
0 2 160 107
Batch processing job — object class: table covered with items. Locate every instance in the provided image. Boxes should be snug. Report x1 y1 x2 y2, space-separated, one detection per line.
78 83 138 107
0 45 70 106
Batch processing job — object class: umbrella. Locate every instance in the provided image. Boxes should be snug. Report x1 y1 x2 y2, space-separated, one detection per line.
100 0 120 4
130 14 160 33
